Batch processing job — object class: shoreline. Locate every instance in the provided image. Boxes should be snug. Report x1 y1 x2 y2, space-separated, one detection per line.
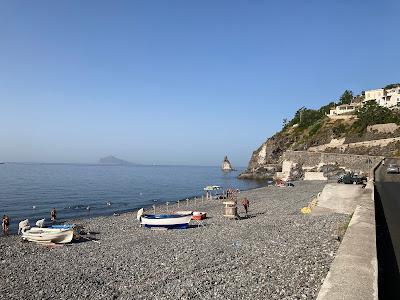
1 180 348 299
3 183 267 234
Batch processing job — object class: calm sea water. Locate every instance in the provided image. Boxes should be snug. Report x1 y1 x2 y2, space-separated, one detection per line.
0 163 265 229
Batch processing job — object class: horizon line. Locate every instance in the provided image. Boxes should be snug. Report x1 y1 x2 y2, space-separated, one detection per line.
2 161 246 168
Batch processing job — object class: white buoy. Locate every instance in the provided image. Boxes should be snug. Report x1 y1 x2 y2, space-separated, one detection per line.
32 206 36 209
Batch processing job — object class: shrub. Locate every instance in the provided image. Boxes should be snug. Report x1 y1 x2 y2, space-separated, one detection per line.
332 122 347 137
308 121 322 136
352 101 400 133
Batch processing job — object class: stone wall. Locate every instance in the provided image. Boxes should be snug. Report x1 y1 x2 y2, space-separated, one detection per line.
304 172 328 180
327 114 357 120
309 137 400 153
309 138 345 152
282 150 383 174
367 123 399 133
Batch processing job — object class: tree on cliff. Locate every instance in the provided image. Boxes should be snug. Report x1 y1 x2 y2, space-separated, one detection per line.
353 101 400 133
338 90 353 105
384 83 400 89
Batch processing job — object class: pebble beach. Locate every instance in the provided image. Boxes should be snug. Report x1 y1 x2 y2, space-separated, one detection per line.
0 181 348 300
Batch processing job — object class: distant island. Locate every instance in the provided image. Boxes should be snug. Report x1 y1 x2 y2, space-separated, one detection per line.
98 156 137 165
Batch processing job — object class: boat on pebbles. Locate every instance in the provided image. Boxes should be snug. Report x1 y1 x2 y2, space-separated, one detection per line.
21 227 74 244
137 208 192 229
175 210 207 220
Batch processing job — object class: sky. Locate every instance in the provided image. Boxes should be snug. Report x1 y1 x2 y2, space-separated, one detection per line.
0 1 399 166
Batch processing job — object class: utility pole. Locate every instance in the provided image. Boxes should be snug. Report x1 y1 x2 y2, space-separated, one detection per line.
300 109 303 125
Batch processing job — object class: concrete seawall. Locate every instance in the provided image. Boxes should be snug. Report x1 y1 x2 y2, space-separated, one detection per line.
316 163 381 299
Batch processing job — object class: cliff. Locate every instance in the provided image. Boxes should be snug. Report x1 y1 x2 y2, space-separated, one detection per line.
239 91 400 179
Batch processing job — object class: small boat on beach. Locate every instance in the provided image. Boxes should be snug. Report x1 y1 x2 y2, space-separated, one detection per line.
276 180 294 187
175 210 207 220
137 208 192 229
192 211 206 220
22 227 74 244
204 185 224 199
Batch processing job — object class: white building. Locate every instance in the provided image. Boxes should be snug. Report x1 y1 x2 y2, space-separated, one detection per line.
364 88 385 104
364 86 400 109
385 87 400 108
329 103 360 116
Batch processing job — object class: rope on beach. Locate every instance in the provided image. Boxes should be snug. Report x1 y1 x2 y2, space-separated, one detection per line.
300 196 318 214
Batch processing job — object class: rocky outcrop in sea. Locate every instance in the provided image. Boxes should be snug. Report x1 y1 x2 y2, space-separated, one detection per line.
221 156 234 171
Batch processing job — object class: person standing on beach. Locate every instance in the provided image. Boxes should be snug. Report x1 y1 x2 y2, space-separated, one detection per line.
2 215 9 236
242 197 250 217
51 208 57 223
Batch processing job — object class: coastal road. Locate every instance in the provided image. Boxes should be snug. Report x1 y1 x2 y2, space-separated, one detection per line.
374 158 400 297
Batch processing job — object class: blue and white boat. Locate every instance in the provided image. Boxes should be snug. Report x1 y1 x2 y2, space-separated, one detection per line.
137 208 192 229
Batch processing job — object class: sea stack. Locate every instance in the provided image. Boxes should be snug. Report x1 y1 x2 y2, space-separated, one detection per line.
221 155 234 171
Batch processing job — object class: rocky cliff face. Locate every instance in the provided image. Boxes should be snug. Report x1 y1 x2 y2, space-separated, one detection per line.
239 118 399 180
247 132 297 171
238 132 296 179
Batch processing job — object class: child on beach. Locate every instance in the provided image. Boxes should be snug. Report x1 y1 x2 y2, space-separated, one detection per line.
242 197 250 217
2 215 9 236
51 208 57 223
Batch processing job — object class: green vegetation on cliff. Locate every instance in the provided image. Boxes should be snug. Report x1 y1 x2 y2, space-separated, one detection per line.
353 101 400 133
282 89 400 142
265 87 400 159
242 85 400 175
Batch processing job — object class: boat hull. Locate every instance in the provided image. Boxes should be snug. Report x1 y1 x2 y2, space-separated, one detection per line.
22 228 74 244
141 214 192 229
192 212 206 220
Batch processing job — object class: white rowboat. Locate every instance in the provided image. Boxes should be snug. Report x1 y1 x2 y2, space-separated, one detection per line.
22 227 74 244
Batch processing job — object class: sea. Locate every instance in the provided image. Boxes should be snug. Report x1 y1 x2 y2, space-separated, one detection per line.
0 163 266 230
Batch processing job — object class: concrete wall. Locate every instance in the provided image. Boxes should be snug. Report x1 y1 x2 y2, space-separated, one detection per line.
282 150 383 174
309 138 345 152
340 137 400 149
304 172 327 180
309 136 400 153
316 182 378 300
327 114 356 120
367 123 399 133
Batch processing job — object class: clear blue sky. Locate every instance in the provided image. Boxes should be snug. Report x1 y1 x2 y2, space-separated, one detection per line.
1 1 399 166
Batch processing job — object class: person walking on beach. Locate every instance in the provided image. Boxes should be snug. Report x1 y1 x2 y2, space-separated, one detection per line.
51 208 57 223
2 215 9 236
242 197 250 217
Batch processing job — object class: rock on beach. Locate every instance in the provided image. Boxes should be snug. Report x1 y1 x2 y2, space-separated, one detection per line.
0 181 348 299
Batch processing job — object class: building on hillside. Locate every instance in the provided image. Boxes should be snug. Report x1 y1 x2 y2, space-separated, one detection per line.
385 87 400 108
364 88 385 104
363 87 400 109
327 85 399 119
328 103 360 118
